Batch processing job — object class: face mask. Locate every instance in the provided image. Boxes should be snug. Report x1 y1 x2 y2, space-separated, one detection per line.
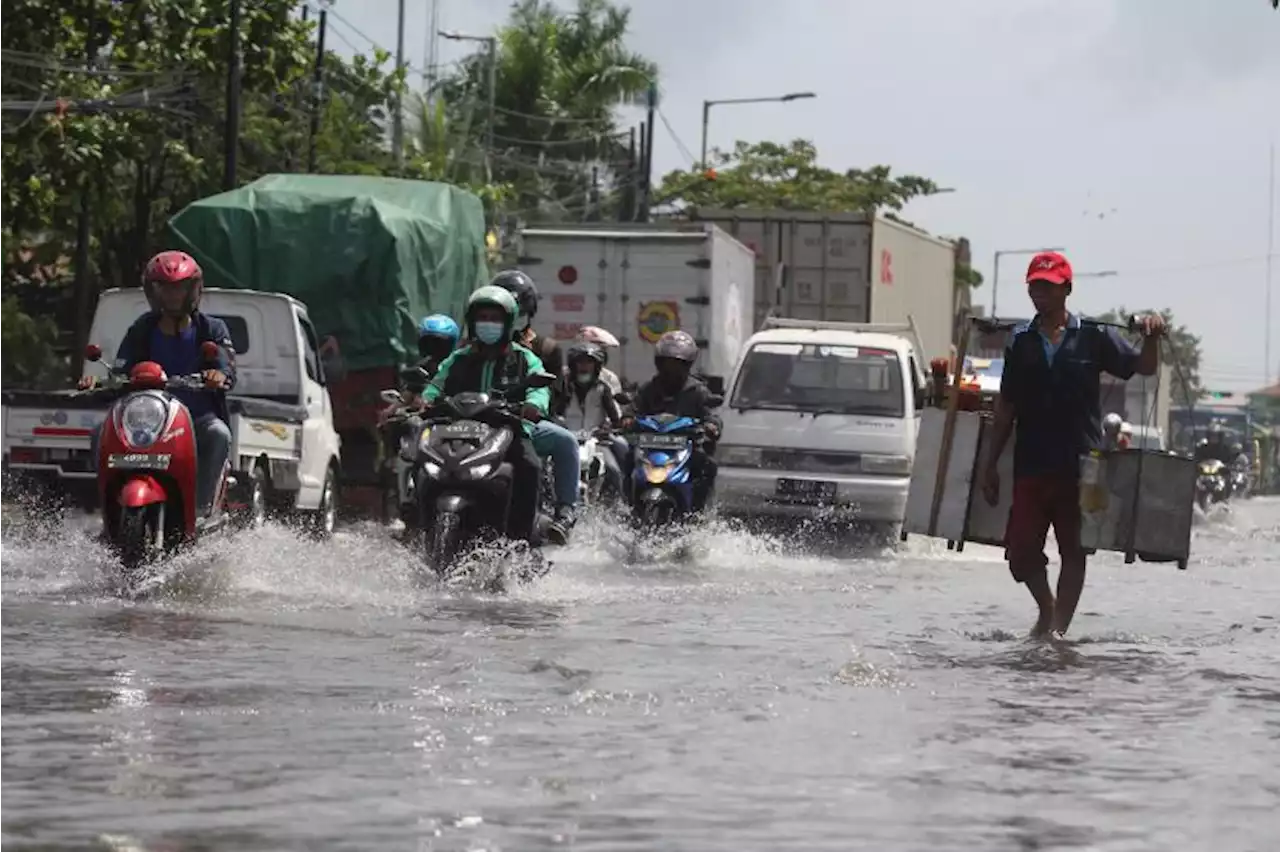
575 372 594 386
474 322 505 345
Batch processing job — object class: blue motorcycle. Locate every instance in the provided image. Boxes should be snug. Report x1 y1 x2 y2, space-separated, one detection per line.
627 414 707 527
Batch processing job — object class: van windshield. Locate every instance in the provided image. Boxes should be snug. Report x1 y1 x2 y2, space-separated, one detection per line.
730 342 906 417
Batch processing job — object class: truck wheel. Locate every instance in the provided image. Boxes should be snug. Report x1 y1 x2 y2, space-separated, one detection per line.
307 464 338 540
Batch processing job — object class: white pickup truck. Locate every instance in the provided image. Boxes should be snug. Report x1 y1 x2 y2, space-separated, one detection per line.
1 288 343 534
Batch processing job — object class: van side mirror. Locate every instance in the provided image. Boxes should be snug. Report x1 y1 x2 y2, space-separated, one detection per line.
707 394 725 408
705 375 725 395
914 387 927 411
400 366 431 393
85 344 103 363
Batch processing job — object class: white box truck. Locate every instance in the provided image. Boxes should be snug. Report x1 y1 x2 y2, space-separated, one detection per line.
512 223 756 390
688 208 958 364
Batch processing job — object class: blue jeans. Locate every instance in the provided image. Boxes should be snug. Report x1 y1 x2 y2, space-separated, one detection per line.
530 419 579 508
91 413 233 516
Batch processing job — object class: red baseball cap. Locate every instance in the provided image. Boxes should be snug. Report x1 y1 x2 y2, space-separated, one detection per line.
1025 251 1073 286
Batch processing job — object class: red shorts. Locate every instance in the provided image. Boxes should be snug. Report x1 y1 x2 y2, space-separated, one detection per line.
1005 475 1086 584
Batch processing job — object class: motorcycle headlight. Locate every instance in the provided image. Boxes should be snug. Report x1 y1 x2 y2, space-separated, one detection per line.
120 395 168 448
644 462 673 484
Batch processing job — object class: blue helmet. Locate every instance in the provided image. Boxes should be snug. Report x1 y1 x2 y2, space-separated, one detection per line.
417 314 460 360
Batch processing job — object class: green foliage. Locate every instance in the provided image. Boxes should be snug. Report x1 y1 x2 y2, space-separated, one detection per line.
1 296 64 389
433 0 655 220
2 0 505 385
955 261 984 290
1095 307 1203 408
656 139 941 214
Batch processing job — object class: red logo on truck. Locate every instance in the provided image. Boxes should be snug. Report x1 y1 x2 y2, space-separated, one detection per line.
880 249 894 285
552 294 585 312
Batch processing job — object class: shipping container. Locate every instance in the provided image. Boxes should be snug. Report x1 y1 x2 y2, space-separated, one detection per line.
513 223 756 387
687 209 957 363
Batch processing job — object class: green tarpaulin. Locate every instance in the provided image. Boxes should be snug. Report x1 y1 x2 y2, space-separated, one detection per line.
166 174 488 371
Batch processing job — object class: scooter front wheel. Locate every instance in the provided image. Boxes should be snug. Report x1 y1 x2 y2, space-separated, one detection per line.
117 504 162 575
429 510 463 578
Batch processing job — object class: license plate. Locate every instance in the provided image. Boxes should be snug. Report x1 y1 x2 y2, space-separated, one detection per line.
107 453 171 470
637 433 686 449
439 422 487 439
775 478 836 501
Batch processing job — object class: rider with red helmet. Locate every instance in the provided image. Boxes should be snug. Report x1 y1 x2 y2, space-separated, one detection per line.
80 251 238 517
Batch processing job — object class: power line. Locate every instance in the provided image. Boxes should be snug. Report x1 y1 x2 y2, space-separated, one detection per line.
655 105 695 166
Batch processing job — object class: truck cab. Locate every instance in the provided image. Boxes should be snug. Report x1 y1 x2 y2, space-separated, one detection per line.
2 288 342 531
714 317 930 528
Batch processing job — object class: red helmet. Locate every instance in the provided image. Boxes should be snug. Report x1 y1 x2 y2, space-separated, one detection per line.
142 250 203 316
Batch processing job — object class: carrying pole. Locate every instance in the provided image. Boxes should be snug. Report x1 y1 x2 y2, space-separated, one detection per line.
927 315 972 537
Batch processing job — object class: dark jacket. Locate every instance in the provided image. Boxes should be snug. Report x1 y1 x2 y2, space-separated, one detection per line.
517 327 563 378
114 311 238 423
423 341 549 437
629 376 723 433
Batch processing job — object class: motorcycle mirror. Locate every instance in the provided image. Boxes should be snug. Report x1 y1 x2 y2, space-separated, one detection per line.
200 341 222 363
612 391 632 407
84 343 103 362
380 389 403 405
524 371 557 389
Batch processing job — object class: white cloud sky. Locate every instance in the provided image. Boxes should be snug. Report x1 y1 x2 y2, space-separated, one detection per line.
340 0 1280 391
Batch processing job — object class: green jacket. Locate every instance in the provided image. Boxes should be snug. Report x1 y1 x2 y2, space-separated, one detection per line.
424 341 549 436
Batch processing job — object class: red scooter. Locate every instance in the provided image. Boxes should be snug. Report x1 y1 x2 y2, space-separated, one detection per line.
82 341 234 576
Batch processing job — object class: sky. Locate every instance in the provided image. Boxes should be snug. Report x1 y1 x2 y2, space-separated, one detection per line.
336 0 1280 393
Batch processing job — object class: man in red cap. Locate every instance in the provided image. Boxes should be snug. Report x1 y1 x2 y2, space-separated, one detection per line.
979 251 1165 637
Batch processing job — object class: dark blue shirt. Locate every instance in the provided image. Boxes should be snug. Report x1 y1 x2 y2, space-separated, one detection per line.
149 324 215 420
1000 313 1142 478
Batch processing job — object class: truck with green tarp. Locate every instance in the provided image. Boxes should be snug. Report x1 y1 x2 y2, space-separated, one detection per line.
166 174 490 503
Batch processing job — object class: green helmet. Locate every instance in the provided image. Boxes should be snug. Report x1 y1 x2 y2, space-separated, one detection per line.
465 285 519 341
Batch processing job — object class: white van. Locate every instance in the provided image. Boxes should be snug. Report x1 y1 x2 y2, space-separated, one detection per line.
714 317 930 527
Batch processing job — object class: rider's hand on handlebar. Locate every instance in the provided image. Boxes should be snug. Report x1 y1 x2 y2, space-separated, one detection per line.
77 375 99 391
520 403 543 423
202 369 228 389
702 422 720 439
619 416 635 431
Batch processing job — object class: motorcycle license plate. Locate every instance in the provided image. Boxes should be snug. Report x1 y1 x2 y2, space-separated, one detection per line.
439 421 487 439
107 453 171 470
637 433 686 450
775 478 836 502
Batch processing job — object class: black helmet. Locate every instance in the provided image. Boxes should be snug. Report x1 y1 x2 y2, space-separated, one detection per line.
490 269 539 322
567 341 606 369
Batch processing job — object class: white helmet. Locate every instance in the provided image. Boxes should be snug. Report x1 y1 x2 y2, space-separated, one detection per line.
1102 412 1123 438
577 326 619 348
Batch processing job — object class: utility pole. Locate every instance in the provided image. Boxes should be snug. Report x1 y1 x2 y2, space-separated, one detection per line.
223 0 243 190
1267 141 1276 386
639 84 656 222
307 2 330 174
392 0 406 173
485 36 497 181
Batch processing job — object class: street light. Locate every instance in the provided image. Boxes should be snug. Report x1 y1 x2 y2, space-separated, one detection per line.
700 91 816 167
440 30 498 177
991 246 1065 318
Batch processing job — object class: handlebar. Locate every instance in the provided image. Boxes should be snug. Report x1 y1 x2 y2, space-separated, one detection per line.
73 372 215 398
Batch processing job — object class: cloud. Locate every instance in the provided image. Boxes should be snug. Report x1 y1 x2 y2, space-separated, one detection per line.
1088 0 1280 99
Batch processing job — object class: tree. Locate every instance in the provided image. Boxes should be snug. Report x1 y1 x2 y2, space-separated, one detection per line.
434 0 655 220
1095 307 1203 408
655 139 941 214
2 0 504 382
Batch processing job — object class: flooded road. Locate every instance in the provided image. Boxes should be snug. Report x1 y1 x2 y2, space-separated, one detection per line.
3 500 1279 851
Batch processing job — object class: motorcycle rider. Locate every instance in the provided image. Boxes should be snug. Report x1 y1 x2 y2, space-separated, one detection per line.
576 326 623 395
1194 423 1235 465
489 269 579 542
399 313 461 407
422 286 554 545
79 251 237 517
554 341 627 494
621 330 723 513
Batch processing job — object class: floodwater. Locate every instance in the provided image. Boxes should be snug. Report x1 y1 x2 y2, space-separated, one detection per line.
2 499 1278 851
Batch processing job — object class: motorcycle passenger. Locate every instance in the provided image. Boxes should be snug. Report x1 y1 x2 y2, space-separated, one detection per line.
401 313 461 408
79 251 236 517
422 286 552 545
576 326 623 395
554 342 627 494
489 269 579 542
622 330 722 513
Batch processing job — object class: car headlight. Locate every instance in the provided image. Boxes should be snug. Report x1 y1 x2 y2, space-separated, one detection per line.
860 453 912 476
120 395 167 448
719 445 762 466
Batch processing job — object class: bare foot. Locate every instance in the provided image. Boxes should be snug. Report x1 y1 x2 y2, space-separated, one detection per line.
1030 610 1055 639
